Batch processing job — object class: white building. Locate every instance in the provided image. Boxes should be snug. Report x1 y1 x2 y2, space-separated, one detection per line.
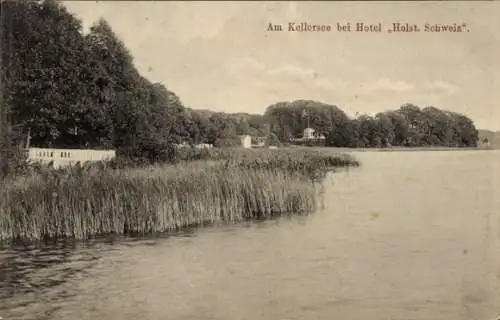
303 128 316 139
239 135 268 148
175 143 213 149
251 136 266 148
240 135 252 148
27 148 116 169
195 143 213 149
175 142 189 149
302 128 326 140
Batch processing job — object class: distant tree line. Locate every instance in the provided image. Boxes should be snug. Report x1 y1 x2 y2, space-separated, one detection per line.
265 100 479 148
0 1 479 176
183 109 269 147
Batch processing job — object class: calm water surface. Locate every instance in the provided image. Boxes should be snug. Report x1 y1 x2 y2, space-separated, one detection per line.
1 150 499 320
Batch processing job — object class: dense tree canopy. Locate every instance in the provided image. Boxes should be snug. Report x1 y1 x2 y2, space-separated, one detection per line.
0 0 270 160
0 0 481 177
264 101 478 148
1 0 191 160
265 100 350 143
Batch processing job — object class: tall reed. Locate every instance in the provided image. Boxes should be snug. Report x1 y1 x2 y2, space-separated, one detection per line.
0 148 359 242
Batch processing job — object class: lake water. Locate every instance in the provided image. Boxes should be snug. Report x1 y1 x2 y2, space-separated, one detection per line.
1 150 499 320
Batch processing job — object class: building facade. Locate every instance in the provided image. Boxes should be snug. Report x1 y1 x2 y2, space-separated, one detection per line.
240 135 252 148
303 127 316 139
239 135 268 148
28 148 116 168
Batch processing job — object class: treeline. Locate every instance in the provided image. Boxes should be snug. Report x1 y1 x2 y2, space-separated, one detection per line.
265 100 479 148
184 108 268 147
0 1 480 177
0 1 269 163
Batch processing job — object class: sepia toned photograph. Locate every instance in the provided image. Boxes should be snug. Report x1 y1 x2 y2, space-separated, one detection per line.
0 1 499 319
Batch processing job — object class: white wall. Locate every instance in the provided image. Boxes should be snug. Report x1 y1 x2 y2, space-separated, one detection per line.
28 148 116 168
240 135 252 148
304 128 315 139
195 143 213 149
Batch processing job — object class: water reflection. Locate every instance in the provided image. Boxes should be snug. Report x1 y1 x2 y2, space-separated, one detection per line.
0 151 499 320
0 241 105 320
0 227 219 320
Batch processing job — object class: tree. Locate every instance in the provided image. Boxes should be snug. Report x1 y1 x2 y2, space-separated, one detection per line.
265 100 349 144
421 106 454 146
374 112 395 147
384 111 408 146
329 120 359 148
446 111 478 147
265 132 281 147
2 0 92 148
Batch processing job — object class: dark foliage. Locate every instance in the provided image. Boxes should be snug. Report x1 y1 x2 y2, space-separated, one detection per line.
0 1 481 180
265 101 479 148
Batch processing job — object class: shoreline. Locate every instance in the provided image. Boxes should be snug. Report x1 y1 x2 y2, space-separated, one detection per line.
316 146 498 153
0 149 359 244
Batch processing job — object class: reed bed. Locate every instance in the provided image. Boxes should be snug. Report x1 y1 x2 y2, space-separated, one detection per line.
217 148 359 182
107 146 360 171
0 148 359 243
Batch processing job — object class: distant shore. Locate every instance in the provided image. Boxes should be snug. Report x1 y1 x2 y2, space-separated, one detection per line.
312 146 499 153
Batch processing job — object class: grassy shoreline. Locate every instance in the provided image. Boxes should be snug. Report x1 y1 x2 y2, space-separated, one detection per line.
0 148 359 243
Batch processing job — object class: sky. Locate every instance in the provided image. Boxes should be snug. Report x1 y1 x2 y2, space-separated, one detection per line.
63 1 499 131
